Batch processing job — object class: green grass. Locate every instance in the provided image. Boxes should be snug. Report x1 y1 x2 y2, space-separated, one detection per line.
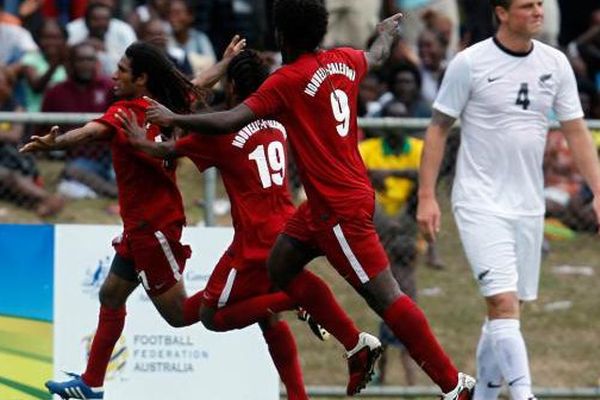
2 160 600 394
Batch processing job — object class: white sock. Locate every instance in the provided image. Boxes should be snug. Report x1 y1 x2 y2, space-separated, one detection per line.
474 320 503 400
488 319 534 400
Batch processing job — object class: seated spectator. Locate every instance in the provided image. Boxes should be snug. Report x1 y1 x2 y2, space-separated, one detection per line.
67 0 136 75
0 0 38 70
0 67 64 216
358 71 387 117
140 18 193 77
20 19 68 112
41 42 116 199
576 10 600 86
322 0 380 49
168 0 216 75
380 62 432 118
128 0 170 37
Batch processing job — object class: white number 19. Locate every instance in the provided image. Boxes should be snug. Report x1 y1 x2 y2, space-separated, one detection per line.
330 89 350 137
248 141 286 188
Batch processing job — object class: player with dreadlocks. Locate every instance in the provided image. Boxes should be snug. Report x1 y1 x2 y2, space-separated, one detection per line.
144 0 475 398
20 41 213 400
116 48 328 400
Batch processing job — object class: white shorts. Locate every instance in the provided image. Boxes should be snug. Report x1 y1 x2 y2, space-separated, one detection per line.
453 207 544 300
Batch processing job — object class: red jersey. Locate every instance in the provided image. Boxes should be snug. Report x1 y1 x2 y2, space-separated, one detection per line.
175 119 295 266
95 98 185 233
244 47 373 222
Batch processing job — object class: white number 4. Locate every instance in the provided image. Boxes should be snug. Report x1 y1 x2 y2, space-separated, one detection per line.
248 141 286 188
330 89 350 137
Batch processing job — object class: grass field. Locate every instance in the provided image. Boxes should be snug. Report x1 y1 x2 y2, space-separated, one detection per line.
1 159 599 398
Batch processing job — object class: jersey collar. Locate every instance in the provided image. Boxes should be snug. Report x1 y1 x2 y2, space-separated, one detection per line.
492 36 534 57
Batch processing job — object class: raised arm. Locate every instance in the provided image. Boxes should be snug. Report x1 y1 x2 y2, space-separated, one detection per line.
365 13 403 69
192 35 247 89
560 118 600 233
416 110 456 241
145 97 256 135
20 122 111 153
115 108 178 159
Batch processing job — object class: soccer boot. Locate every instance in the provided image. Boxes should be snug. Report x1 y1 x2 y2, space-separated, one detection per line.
45 372 104 399
441 372 476 400
345 332 383 396
297 307 330 341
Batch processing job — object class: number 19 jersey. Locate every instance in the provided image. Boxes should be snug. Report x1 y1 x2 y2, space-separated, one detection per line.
244 47 373 222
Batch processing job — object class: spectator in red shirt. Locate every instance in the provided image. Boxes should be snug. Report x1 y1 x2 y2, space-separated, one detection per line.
41 41 116 198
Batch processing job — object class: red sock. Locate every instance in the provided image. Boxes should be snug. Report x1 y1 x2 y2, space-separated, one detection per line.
211 292 295 331
263 321 308 400
284 270 359 350
383 296 458 392
81 305 126 387
183 290 204 326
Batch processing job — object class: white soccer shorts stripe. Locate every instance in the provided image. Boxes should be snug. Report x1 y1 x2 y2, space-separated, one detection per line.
218 269 237 309
154 230 182 281
332 224 369 284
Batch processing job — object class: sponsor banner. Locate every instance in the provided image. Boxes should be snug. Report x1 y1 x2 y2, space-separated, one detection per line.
53 225 278 400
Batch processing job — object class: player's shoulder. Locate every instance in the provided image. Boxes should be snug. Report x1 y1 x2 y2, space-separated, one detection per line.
532 39 569 64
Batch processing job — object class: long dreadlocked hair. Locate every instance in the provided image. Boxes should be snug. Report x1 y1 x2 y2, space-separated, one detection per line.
125 42 202 116
226 50 270 102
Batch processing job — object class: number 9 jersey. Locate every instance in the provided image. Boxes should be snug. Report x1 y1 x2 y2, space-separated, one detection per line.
244 47 373 222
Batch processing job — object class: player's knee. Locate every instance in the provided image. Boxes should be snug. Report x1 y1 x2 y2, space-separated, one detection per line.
99 284 124 309
162 312 186 328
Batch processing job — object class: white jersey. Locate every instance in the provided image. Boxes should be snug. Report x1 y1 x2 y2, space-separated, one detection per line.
434 37 583 216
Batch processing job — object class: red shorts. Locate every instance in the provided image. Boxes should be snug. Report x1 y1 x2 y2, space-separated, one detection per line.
203 251 272 309
113 224 191 296
283 202 389 288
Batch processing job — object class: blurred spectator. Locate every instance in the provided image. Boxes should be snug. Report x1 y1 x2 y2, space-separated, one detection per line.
191 0 236 56
0 0 37 68
20 19 68 112
168 0 216 75
0 67 64 216
576 10 600 86
384 0 459 54
359 71 387 117
42 0 87 26
67 0 137 75
558 0 600 48
539 0 560 47
140 18 193 77
417 29 447 105
457 0 494 48
40 42 116 199
322 0 381 49
128 0 170 36
381 62 431 118
231 0 270 49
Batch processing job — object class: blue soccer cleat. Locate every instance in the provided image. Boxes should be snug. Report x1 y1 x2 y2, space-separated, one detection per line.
45 372 104 399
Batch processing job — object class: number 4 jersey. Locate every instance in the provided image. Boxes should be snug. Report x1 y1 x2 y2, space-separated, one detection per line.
433 37 583 217
244 47 373 223
175 121 295 268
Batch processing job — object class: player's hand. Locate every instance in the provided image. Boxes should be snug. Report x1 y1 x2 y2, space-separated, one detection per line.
144 96 175 127
376 12 403 35
416 196 441 242
223 34 247 60
20 125 60 153
115 108 146 141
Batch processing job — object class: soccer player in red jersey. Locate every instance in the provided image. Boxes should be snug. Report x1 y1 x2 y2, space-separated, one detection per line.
20 42 200 400
117 49 321 400
144 1 476 398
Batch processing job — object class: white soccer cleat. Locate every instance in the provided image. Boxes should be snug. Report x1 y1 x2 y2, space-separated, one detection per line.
442 372 476 400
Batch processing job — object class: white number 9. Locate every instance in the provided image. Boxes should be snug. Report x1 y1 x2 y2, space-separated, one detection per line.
330 89 350 137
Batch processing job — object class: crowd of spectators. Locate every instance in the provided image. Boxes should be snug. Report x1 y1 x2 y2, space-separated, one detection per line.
0 0 599 236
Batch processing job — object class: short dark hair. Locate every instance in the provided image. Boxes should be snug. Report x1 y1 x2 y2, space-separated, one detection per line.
273 0 328 52
227 50 270 101
387 62 422 90
85 3 112 21
490 0 512 23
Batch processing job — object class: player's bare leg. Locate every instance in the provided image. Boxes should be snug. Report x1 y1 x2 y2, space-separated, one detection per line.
150 280 188 327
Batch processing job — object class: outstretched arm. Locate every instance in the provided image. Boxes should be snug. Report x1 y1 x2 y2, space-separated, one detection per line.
416 110 456 242
365 13 403 69
145 97 256 135
20 122 111 153
115 108 178 159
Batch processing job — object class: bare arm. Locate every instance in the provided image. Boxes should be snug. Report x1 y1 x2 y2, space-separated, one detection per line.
20 121 111 153
416 110 456 241
192 35 246 89
115 108 178 159
560 118 600 233
365 13 403 69
146 97 256 135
